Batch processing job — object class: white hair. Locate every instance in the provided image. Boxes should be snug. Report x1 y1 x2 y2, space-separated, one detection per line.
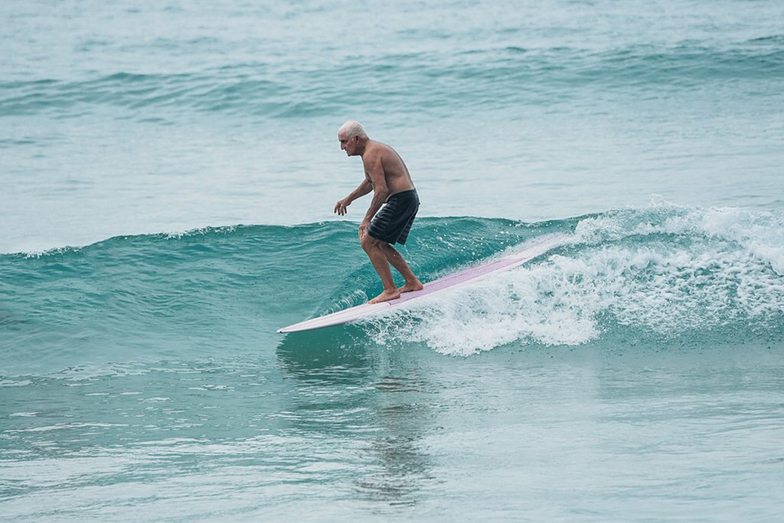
338 120 368 139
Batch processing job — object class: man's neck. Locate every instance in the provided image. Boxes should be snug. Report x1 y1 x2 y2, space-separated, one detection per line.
356 138 371 156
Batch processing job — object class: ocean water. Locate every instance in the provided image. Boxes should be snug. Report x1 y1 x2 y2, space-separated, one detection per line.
2 0 784 521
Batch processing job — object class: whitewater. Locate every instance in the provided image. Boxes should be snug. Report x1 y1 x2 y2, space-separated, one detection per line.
2 0 784 521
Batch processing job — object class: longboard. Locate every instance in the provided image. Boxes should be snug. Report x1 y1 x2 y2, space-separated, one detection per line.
277 232 569 333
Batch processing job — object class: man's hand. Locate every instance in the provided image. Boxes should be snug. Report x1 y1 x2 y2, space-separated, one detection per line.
358 219 370 241
334 199 350 216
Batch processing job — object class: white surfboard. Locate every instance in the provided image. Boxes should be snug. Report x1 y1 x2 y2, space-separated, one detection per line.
277 232 569 333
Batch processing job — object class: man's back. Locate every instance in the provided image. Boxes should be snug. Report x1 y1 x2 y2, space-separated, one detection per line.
363 140 415 196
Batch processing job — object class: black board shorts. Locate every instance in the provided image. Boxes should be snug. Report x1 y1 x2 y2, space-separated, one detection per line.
368 189 420 245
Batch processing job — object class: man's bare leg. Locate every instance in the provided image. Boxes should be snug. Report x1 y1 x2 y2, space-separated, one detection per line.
361 234 401 303
379 243 423 293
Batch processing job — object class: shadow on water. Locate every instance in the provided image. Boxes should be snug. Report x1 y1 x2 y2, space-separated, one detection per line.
355 374 438 508
275 324 373 379
275 324 437 508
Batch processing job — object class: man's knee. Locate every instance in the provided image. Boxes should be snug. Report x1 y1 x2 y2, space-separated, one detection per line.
361 233 381 252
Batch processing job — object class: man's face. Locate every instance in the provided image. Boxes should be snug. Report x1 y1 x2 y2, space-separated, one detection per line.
339 133 358 156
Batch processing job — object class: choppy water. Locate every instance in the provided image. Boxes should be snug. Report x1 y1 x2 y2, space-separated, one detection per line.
2 0 784 521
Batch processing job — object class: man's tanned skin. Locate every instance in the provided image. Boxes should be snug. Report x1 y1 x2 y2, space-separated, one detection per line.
335 124 423 304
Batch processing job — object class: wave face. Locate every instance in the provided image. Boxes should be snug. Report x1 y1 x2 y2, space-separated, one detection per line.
2 204 783 371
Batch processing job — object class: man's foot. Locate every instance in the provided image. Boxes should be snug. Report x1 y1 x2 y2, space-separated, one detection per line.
398 280 424 293
369 289 401 304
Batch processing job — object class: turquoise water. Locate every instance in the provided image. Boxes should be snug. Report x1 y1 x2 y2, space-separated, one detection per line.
2 1 784 521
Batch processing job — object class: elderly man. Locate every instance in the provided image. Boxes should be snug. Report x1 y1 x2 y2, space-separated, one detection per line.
334 121 424 303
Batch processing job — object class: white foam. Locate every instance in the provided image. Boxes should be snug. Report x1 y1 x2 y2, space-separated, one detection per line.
368 201 784 356
575 199 784 275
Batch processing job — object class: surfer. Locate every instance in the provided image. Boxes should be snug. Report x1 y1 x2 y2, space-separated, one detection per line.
334 121 424 304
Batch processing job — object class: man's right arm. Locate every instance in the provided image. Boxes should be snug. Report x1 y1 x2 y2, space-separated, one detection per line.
334 179 372 216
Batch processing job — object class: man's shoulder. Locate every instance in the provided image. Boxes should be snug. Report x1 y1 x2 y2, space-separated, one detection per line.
362 141 384 161
369 140 398 159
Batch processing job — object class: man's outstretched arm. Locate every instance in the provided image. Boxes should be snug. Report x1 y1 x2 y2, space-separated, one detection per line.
334 179 372 215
